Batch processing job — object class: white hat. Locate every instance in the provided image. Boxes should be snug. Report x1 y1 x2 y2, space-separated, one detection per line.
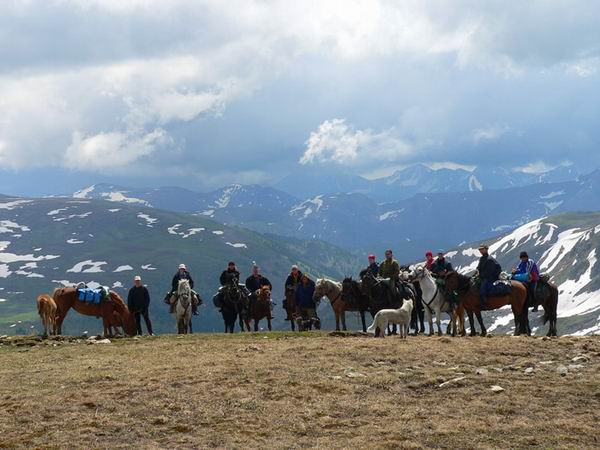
179 264 186 270
291 264 299 270
134 275 142 281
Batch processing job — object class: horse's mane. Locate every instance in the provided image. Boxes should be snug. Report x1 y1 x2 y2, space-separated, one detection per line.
109 291 129 316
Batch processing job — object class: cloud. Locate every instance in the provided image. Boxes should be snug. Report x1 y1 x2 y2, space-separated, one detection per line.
470 125 511 145
513 160 573 175
299 119 413 167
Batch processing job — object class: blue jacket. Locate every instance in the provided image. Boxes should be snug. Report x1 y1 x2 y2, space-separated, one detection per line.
515 259 539 281
295 280 316 309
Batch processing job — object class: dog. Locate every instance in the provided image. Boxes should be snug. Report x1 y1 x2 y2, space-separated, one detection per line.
367 299 414 338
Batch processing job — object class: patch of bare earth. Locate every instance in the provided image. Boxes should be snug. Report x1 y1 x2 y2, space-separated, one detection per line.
0 333 599 449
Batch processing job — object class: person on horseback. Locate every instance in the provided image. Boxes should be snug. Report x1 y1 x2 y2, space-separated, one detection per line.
245 263 272 304
295 273 319 329
220 261 240 286
366 254 379 277
379 249 400 284
476 244 502 310
431 250 453 277
425 251 434 271
512 251 540 311
169 264 199 315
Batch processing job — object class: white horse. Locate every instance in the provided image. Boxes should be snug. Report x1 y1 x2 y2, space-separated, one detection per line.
313 278 343 328
174 279 192 334
410 266 463 336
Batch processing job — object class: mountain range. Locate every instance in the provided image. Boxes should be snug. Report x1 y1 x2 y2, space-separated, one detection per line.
71 169 600 261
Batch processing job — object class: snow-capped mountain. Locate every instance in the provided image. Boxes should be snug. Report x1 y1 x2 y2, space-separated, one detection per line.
448 213 600 336
0 196 361 335
71 173 600 261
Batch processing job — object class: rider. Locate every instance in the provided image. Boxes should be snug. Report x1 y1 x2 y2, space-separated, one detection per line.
170 264 198 315
476 244 502 310
245 263 273 303
424 251 434 271
295 273 319 328
431 250 453 277
366 254 379 277
379 249 400 288
220 261 241 286
512 251 540 311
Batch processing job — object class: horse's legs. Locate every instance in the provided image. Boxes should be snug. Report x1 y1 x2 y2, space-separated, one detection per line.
189 319 193 334
290 317 296 331
254 319 259 332
475 311 486 336
425 307 433 336
341 311 347 331
334 310 340 331
435 307 442 336
360 311 366 333
267 317 272 332
467 310 477 336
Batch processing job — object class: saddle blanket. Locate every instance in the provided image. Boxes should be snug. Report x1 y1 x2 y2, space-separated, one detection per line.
77 287 108 305
489 280 512 297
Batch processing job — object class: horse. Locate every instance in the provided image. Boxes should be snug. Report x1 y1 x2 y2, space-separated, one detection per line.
339 277 370 332
53 286 136 337
409 266 465 337
530 280 559 336
220 280 250 333
444 271 527 336
314 278 367 332
173 279 192 334
37 294 57 337
283 287 300 331
250 286 273 331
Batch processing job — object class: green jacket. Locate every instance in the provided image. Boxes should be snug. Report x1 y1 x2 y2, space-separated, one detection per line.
379 259 400 281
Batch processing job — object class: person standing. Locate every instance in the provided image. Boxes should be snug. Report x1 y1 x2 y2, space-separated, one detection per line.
295 273 318 322
127 275 153 336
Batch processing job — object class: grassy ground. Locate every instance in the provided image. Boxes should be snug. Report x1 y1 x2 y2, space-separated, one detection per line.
0 332 599 449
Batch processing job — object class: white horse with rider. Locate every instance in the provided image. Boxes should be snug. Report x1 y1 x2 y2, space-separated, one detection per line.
173 279 193 334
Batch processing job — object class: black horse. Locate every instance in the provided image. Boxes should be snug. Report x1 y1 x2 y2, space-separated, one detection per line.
360 270 415 336
340 277 371 332
218 276 250 333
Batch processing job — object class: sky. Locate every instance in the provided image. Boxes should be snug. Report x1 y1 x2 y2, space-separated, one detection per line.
1 0 599 195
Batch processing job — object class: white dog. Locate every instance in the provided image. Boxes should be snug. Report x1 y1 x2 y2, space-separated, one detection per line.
367 299 414 338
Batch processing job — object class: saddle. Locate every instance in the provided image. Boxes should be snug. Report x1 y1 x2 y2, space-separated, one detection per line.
77 287 109 305
488 280 512 297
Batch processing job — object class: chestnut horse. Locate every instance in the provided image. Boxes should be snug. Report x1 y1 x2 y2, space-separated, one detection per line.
53 287 136 337
37 294 57 337
444 272 527 336
251 286 272 331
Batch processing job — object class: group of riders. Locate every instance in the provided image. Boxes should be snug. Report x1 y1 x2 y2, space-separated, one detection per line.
156 244 541 331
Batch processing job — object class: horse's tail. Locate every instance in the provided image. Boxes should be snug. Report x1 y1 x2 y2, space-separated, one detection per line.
543 284 559 325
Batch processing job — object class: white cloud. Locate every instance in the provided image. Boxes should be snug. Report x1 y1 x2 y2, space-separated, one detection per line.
470 125 511 145
300 119 413 166
513 160 573 174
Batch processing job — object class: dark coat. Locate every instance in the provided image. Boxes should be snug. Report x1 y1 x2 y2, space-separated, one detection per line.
477 255 502 282
366 262 379 277
245 275 272 293
127 285 150 312
295 280 316 309
172 270 194 292
285 272 303 290
431 258 453 276
220 269 240 286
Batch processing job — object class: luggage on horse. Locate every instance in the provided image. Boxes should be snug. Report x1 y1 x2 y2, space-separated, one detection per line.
77 286 109 305
511 272 529 283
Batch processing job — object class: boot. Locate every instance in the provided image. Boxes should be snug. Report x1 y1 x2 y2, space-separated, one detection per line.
169 302 176 314
192 303 199 316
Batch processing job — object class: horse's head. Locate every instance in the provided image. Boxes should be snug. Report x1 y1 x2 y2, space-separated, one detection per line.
444 271 459 293
123 311 137 336
178 279 191 301
258 285 271 300
313 278 327 302
409 265 430 282
342 277 353 293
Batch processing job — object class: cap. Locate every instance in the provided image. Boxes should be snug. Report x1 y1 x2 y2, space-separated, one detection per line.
437 249 445 254
228 261 236 266
425 251 433 257
134 275 142 281
291 264 299 270
368 254 376 260
178 264 186 270
519 251 529 258
478 244 489 250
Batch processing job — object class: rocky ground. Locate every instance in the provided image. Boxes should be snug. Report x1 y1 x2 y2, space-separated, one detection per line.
0 332 599 449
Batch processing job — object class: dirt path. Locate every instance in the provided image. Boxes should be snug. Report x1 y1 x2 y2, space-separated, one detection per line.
0 333 599 449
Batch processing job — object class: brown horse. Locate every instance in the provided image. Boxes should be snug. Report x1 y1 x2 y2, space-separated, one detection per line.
250 286 273 332
283 288 300 331
53 287 136 337
444 272 527 336
37 294 57 337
